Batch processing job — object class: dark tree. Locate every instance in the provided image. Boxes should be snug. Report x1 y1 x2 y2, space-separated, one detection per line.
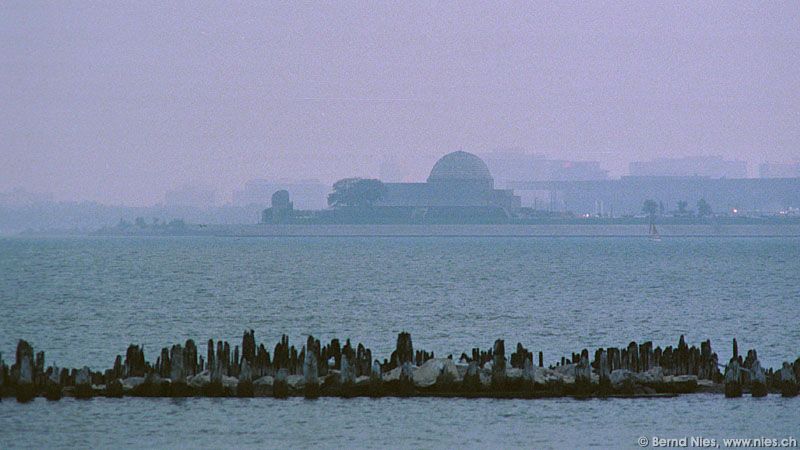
642 199 658 217
327 178 387 208
697 198 712 217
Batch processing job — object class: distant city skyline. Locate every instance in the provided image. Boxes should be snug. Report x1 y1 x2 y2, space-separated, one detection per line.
3 152 796 209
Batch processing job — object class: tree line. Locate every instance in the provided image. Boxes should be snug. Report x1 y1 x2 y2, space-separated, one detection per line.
642 199 712 217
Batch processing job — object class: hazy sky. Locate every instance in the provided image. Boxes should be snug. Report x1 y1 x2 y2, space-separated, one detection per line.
2 1 799 205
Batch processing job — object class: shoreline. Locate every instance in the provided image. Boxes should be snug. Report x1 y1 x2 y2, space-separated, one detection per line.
79 223 800 238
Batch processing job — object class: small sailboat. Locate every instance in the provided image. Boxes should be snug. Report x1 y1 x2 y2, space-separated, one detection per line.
648 219 661 241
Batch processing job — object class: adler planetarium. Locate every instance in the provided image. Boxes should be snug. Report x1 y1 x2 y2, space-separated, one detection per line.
376 151 521 211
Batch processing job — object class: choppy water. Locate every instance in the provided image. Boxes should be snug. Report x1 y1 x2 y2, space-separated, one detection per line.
0 396 798 449
1 235 799 448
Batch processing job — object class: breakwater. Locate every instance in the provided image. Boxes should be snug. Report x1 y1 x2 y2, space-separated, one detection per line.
2 332 798 402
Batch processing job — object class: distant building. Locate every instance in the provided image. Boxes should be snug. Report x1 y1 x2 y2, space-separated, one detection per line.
759 162 799 178
164 186 215 209
508 177 800 215
233 179 328 210
261 190 294 224
377 151 521 210
481 152 608 183
629 156 747 179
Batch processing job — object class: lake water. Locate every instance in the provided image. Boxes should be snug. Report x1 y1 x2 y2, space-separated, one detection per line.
1 235 799 448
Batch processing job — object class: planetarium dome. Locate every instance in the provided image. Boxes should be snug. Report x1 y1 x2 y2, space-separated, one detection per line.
426 151 494 186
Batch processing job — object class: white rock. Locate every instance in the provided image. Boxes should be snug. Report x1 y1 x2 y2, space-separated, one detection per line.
121 376 146 391
479 368 492 386
610 369 634 387
455 364 469 379
506 367 523 380
401 362 414 380
633 367 664 384
221 375 238 389
527 366 549 384
412 358 460 387
254 375 274 387
441 359 460 381
187 371 209 388
382 366 403 382
670 374 698 384
287 374 305 389
554 363 576 376
412 359 443 387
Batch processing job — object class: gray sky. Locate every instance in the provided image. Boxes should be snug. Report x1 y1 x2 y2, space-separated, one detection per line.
2 1 799 205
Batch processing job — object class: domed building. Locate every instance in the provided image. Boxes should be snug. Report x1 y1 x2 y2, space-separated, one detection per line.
378 151 520 211
427 151 495 188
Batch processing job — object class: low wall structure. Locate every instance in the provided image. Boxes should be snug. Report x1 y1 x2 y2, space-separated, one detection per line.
2 333 798 402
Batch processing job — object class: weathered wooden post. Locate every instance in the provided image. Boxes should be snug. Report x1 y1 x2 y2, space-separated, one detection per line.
780 362 798 397
158 347 170 379
574 349 592 396
724 358 742 398
398 361 414 396
106 377 124 398
598 349 611 393
522 356 535 390
15 340 35 403
303 336 320 399
125 344 146 378
611 347 621 373
677 336 689 375
627 342 639 373
274 368 289 398
750 358 767 397
340 343 356 382
491 339 506 389
169 344 189 396
368 360 384 397
74 366 93 399
185 339 198 377
393 332 414 369
237 359 254 397
340 346 357 397
463 361 481 392
44 365 62 400
0 352 5 399
203 342 224 397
